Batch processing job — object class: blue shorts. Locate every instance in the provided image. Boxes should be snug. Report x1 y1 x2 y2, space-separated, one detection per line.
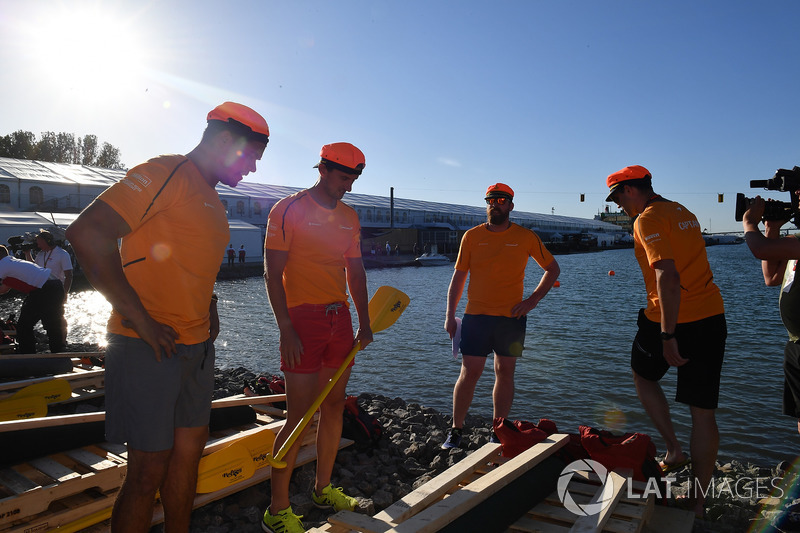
459 314 527 357
630 309 726 409
104 333 215 452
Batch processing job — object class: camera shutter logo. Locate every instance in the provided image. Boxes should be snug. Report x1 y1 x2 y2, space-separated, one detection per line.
557 459 617 516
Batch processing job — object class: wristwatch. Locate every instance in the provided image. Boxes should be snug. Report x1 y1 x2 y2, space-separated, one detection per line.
660 331 676 341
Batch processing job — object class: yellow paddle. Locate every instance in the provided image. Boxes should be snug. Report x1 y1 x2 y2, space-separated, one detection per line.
0 395 47 421
267 285 409 468
1 378 72 403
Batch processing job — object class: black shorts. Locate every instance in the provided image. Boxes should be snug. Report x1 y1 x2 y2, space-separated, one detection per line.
783 341 800 418
460 314 527 357
630 309 727 409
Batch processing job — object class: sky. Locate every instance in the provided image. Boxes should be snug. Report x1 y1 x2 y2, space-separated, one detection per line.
1 0 799 233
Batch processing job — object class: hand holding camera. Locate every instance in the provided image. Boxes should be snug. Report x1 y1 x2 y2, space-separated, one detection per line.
735 166 800 226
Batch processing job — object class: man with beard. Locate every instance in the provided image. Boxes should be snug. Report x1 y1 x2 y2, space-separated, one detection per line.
442 183 560 448
66 102 269 533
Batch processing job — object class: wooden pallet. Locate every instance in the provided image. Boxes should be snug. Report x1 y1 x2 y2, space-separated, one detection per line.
310 435 692 533
0 398 337 533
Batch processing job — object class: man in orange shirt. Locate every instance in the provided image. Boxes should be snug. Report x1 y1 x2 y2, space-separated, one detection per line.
66 102 269 533
606 165 726 517
443 183 560 449
263 143 372 533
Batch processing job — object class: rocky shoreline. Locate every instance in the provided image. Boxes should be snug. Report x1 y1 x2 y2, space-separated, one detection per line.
202 367 799 533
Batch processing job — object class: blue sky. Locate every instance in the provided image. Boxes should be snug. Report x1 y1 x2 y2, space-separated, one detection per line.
1 0 799 232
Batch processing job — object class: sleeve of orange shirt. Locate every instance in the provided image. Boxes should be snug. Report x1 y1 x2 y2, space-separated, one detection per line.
98 157 183 233
527 230 554 268
265 197 293 252
636 209 674 268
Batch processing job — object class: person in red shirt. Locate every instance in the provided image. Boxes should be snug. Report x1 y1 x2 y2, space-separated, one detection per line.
606 165 726 517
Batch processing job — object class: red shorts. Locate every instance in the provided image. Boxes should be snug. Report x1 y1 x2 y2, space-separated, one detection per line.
283 302 355 374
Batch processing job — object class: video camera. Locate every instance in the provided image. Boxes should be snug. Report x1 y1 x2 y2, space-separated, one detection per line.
6 233 39 256
735 166 800 226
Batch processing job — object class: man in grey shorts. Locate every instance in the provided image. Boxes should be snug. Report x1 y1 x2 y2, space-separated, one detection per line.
67 102 270 533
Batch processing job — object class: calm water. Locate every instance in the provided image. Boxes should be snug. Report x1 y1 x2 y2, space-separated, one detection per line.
4 244 796 467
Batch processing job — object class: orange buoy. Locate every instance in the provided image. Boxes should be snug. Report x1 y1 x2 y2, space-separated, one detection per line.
608 270 615 276
554 280 561 287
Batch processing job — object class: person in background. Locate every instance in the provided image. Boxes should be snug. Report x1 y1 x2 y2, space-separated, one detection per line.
605 164 726 517
742 195 800 436
66 102 269 533
227 243 235 266
443 183 560 449
239 244 246 264
262 142 371 533
26 229 72 344
0 245 64 353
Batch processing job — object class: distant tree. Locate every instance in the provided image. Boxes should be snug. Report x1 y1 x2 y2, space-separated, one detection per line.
95 142 123 169
0 130 36 159
0 130 124 169
55 132 75 163
35 131 58 162
79 134 98 165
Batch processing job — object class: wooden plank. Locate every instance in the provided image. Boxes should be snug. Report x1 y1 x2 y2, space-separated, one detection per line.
373 442 502 524
387 434 569 533
0 393 288 432
27 457 79 483
569 471 627 533
328 510 393 533
0 468 38 495
641 505 694 533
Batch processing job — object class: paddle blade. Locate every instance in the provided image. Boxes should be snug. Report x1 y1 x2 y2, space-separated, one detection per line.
11 379 72 404
0 396 47 422
237 427 277 470
368 286 410 334
196 442 255 494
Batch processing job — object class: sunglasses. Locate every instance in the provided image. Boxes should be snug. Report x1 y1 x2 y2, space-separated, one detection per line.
485 197 510 206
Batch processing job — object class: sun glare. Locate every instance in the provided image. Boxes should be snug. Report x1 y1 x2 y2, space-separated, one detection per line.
29 5 147 102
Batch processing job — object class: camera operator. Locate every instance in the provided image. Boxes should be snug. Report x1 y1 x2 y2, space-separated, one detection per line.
743 194 800 435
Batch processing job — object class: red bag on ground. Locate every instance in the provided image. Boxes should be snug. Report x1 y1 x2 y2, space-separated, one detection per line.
579 425 663 483
493 417 556 458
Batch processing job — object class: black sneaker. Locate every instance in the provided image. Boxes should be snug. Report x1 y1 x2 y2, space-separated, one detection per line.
442 427 463 449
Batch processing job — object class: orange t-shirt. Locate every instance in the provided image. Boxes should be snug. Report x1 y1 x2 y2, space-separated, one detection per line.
98 155 229 344
455 223 555 317
265 191 361 308
634 200 724 323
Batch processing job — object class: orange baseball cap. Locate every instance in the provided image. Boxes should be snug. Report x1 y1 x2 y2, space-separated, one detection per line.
207 102 269 144
314 142 366 175
485 183 514 199
605 165 651 201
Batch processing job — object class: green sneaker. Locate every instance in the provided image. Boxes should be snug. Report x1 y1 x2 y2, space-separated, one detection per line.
311 483 358 511
261 506 304 533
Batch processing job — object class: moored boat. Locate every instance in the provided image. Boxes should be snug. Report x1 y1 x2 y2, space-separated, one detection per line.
415 252 451 266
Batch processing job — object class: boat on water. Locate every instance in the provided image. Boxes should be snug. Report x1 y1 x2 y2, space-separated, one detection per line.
415 252 451 266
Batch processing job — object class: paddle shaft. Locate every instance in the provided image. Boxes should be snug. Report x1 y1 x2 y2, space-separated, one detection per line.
273 341 360 462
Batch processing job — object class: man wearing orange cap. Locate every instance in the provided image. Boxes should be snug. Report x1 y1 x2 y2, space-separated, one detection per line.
443 183 560 449
263 142 371 533
605 165 726 517
66 102 269 533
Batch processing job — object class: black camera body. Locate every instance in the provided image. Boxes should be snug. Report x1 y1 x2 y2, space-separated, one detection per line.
735 166 800 226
